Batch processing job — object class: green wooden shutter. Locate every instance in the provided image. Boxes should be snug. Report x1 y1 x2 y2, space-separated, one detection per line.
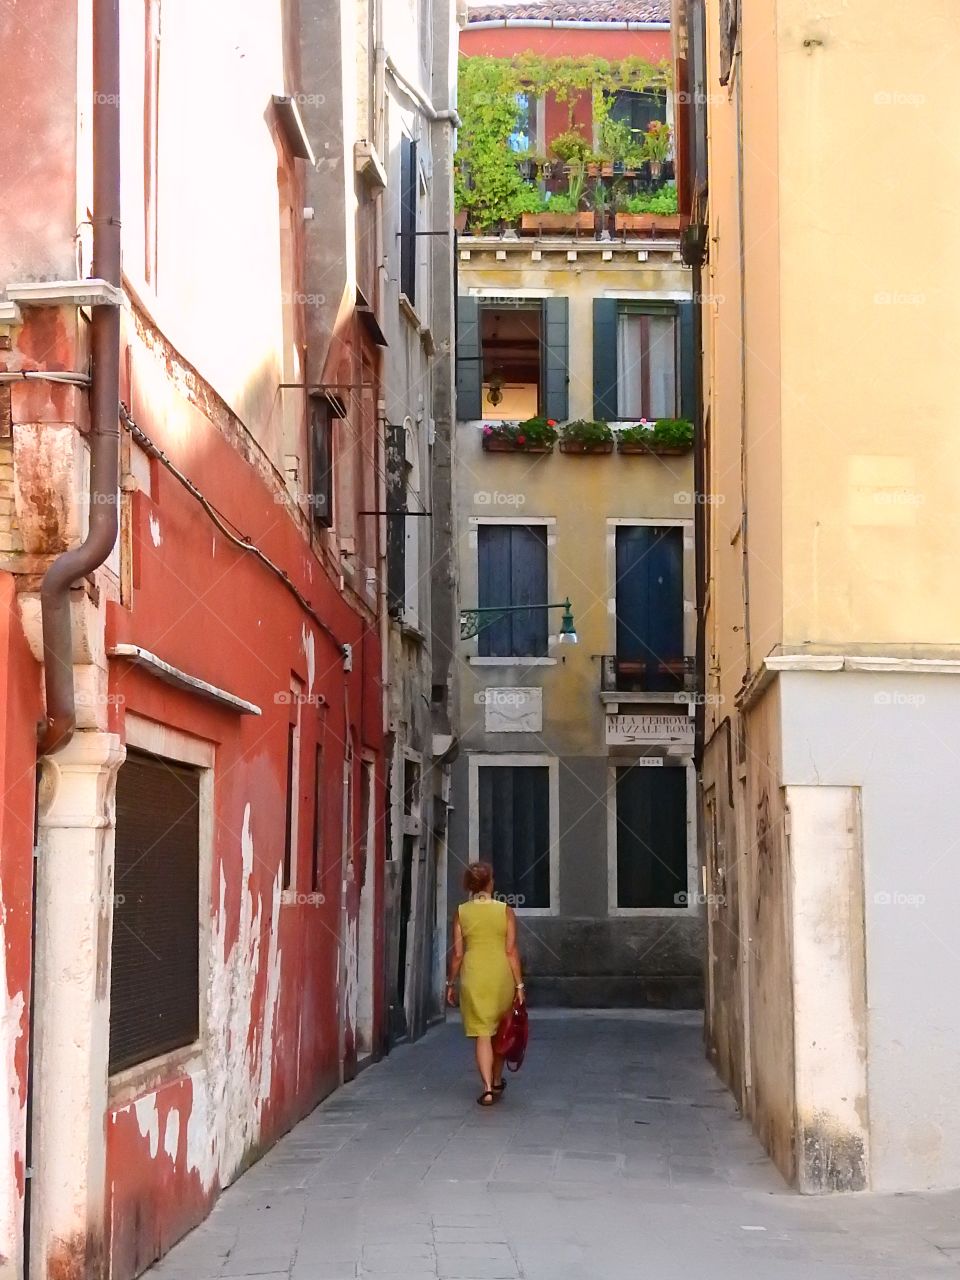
542 297 569 422
455 295 482 421
593 297 619 421
677 299 698 422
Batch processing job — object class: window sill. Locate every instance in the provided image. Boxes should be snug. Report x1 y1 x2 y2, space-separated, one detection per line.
468 656 557 666
399 292 424 330
108 1040 202 1106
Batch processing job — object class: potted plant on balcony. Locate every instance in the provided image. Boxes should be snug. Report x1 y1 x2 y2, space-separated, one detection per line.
617 418 694 455
482 417 559 453
614 185 683 237
558 419 614 454
641 120 672 182
521 131 594 235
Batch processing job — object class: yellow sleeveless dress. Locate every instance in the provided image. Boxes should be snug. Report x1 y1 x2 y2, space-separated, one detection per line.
459 897 515 1037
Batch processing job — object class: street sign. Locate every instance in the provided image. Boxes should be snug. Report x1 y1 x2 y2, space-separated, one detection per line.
605 712 694 747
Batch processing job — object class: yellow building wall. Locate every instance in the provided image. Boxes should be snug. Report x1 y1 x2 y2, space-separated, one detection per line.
777 0 960 648
456 248 694 757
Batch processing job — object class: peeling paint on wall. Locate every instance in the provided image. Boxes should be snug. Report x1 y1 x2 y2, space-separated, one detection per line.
0 895 27 1271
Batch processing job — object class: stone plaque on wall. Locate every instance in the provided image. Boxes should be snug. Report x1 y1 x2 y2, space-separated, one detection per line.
483 687 543 734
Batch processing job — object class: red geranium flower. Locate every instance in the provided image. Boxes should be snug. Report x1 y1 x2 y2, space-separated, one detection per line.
547 419 557 427
516 435 526 445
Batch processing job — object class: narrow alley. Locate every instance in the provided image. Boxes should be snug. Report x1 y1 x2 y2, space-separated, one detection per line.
146 1013 960 1280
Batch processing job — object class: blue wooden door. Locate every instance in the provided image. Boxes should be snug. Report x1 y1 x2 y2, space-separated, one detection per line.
615 525 683 691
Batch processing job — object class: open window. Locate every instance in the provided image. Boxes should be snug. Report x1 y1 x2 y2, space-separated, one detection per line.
608 88 667 144
456 296 568 422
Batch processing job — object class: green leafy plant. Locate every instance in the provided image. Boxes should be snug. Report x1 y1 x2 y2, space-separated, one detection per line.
549 129 591 165
482 417 559 448
508 183 548 217
617 417 693 447
620 185 679 215
455 54 671 229
559 419 614 446
641 120 672 167
543 192 579 215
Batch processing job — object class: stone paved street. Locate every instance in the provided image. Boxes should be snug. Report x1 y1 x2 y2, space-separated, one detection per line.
148 1012 960 1280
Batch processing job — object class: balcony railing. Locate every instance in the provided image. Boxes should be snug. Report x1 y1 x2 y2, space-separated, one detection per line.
600 654 695 695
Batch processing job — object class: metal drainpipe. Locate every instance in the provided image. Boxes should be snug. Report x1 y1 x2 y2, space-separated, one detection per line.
38 0 121 757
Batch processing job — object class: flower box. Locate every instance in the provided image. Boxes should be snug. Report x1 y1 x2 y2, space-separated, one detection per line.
520 212 595 236
615 213 685 238
559 440 614 455
617 441 691 456
482 437 553 453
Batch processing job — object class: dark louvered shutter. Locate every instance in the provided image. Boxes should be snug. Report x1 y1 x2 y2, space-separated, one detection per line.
542 296 569 422
478 766 550 909
400 137 418 302
456 295 482 421
309 398 333 528
593 297 619 421
109 749 200 1073
477 524 547 657
677 299 698 423
616 764 687 908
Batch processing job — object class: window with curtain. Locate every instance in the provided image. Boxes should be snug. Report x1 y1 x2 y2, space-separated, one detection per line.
616 311 678 419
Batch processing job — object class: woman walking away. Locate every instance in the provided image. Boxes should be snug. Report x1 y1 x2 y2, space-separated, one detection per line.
446 861 525 1106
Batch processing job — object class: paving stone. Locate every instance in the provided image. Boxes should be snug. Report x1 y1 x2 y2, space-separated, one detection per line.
145 1014 960 1280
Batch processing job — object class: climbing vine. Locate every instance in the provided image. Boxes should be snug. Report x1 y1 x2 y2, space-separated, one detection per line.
454 53 673 231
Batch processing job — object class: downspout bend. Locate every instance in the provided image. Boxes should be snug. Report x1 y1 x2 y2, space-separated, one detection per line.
38 0 121 757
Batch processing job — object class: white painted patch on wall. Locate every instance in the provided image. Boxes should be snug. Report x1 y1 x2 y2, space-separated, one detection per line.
149 512 162 547
184 802 284 1193
301 624 316 696
0 895 27 1266
134 1094 160 1159
163 1109 180 1161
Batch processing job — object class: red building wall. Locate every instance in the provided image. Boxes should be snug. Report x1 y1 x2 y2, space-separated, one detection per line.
101 306 386 1277
460 24 671 154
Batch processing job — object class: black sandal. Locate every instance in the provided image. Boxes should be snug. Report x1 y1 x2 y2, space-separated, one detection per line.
492 1080 506 1094
477 1089 496 1106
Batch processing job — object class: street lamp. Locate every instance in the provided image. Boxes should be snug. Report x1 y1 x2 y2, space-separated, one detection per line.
459 597 578 645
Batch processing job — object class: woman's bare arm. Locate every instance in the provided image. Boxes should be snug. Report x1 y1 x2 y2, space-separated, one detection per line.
505 906 524 1001
446 911 464 1005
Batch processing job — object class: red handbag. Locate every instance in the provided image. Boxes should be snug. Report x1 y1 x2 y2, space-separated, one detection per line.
493 997 529 1071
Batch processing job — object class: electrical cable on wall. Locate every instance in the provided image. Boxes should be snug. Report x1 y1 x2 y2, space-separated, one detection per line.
119 401 349 658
